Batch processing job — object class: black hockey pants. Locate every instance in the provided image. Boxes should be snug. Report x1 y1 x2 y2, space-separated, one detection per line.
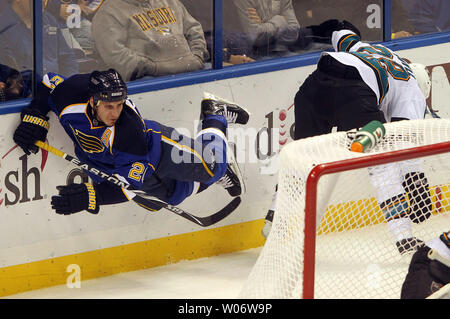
294 54 386 140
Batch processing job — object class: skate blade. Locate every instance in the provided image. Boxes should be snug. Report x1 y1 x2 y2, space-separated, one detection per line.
226 142 246 195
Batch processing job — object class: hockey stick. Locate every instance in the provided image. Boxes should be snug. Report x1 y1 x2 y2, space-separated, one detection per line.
34 140 241 227
426 105 441 119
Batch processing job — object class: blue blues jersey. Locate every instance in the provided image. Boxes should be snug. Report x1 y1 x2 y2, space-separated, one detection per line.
30 72 229 206
38 72 163 190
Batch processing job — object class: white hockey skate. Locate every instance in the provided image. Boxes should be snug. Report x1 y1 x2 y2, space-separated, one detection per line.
217 142 245 197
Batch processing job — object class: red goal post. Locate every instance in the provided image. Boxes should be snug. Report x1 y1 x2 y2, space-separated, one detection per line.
303 140 450 298
239 119 450 299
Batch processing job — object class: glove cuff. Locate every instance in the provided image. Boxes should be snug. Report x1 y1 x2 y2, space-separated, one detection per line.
85 183 99 214
21 108 50 131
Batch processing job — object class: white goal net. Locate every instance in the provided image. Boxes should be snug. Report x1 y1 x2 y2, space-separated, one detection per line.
239 119 450 299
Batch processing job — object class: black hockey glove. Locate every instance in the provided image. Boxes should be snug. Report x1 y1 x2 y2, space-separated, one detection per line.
51 183 100 215
308 19 341 43
13 107 49 155
307 19 361 44
338 20 361 38
401 245 450 299
402 172 432 224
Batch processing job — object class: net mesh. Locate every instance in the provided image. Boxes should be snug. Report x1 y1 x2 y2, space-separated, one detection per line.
239 119 450 299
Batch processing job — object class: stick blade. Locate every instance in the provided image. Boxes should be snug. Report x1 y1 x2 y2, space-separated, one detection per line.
133 194 241 227
204 196 241 226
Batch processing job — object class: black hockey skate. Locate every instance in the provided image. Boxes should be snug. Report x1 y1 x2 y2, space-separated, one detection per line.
262 185 278 239
201 92 250 125
217 143 245 197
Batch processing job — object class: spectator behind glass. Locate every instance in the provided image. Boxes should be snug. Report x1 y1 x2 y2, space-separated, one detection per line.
91 0 209 82
45 0 103 55
0 0 79 80
292 0 415 42
180 0 254 65
0 64 32 102
401 0 450 34
232 0 300 60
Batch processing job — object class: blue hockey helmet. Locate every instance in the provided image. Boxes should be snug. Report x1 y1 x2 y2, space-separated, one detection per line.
89 69 127 104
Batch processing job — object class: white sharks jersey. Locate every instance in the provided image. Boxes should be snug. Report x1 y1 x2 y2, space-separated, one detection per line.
320 30 426 122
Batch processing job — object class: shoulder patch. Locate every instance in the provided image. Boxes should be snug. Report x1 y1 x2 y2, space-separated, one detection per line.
42 73 66 91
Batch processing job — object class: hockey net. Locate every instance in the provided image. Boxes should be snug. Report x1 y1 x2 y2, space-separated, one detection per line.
239 119 450 299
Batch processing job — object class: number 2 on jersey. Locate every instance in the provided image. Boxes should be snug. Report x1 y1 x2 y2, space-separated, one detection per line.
128 162 146 182
356 45 411 81
351 45 411 102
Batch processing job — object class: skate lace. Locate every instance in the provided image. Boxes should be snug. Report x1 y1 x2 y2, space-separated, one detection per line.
220 106 238 124
217 174 233 189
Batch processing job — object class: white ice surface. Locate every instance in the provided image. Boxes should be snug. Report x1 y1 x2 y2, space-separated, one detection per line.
2 248 262 299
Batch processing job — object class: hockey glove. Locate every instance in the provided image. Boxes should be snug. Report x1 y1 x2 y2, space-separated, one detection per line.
308 19 341 43
13 107 49 155
307 19 361 44
402 172 432 224
51 183 100 215
401 245 450 298
339 20 361 38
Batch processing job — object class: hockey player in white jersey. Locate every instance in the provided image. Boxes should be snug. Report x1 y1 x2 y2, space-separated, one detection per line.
263 21 433 255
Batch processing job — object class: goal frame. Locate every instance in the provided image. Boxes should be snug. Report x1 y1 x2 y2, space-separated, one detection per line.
303 140 450 299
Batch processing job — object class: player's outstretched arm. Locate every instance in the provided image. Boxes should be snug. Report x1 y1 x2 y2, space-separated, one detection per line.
13 72 67 155
50 181 160 215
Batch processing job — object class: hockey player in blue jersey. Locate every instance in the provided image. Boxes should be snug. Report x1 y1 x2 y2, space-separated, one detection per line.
13 69 250 215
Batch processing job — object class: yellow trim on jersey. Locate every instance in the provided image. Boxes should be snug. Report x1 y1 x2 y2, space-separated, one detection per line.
146 127 162 134
110 126 115 155
161 135 214 177
59 103 88 118
120 187 134 201
148 162 156 172
121 187 132 201
84 104 105 130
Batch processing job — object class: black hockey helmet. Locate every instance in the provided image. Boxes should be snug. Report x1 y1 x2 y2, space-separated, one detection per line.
89 69 127 105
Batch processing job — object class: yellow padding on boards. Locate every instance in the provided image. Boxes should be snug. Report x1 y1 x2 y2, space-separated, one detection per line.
0 219 265 297
318 185 450 235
